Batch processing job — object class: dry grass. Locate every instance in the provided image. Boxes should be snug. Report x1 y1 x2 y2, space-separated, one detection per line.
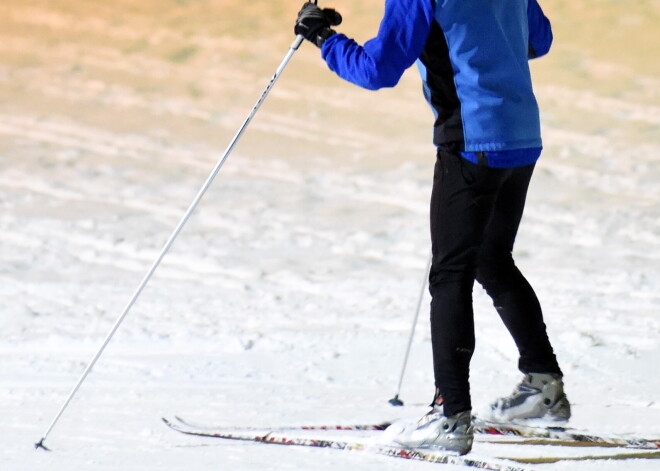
0 0 657 170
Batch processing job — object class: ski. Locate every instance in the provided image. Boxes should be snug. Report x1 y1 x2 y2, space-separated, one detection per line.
162 417 529 471
171 415 391 432
167 416 660 450
163 417 660 466
473 419 660 450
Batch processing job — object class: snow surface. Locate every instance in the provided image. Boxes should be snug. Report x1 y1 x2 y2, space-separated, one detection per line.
1 1 659 470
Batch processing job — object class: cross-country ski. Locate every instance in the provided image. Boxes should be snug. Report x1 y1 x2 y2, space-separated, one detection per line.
162 417 660 467
163 417 531 471
166 416 660 450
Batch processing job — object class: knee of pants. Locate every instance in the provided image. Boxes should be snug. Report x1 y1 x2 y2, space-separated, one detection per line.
476 256 517 292
429 265 476 294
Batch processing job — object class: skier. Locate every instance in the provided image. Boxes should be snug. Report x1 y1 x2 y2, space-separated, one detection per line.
294 0 570 455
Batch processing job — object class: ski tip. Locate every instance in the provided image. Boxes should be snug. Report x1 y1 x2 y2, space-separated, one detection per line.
162 417 187 434
162 417 176 427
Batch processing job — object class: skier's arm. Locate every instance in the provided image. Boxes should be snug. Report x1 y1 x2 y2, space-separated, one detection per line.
527 0 553 59
320 0 434 90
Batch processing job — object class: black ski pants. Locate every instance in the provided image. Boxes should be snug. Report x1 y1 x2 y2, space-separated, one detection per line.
429 147 562 417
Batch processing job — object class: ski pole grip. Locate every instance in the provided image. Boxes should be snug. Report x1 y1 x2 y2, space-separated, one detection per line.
292 34 305 50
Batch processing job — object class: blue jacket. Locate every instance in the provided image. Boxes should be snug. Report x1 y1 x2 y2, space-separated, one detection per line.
321 0 552 168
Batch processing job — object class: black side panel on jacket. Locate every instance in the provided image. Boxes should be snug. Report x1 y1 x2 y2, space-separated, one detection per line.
419 20 464 147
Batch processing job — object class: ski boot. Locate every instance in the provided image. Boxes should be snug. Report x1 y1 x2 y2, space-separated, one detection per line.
486 372 571 424
389 398 473 455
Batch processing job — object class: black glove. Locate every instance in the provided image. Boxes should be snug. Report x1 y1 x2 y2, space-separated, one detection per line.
294 2 342 48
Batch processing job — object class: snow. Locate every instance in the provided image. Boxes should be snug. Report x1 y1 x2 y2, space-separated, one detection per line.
1 1 658 470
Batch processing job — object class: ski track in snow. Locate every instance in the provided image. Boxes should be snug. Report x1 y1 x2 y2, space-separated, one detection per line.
1 1 659 470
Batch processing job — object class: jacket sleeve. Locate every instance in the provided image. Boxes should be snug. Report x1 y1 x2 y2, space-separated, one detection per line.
320 0 434 90
527 0 552 59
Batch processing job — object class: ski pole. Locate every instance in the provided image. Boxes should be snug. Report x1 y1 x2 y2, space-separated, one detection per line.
388 251 432 406
35 34 306 451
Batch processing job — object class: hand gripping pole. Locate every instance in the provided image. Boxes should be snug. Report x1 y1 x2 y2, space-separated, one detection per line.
35 35 306 451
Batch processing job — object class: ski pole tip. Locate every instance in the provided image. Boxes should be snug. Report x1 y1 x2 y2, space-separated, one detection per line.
34 438 51 451
388 395 404 407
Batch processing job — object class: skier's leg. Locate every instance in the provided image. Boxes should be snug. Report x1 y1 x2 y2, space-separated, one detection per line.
429 148 508 416
388 148 504 453
475 164 562 375
475 164 571 423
